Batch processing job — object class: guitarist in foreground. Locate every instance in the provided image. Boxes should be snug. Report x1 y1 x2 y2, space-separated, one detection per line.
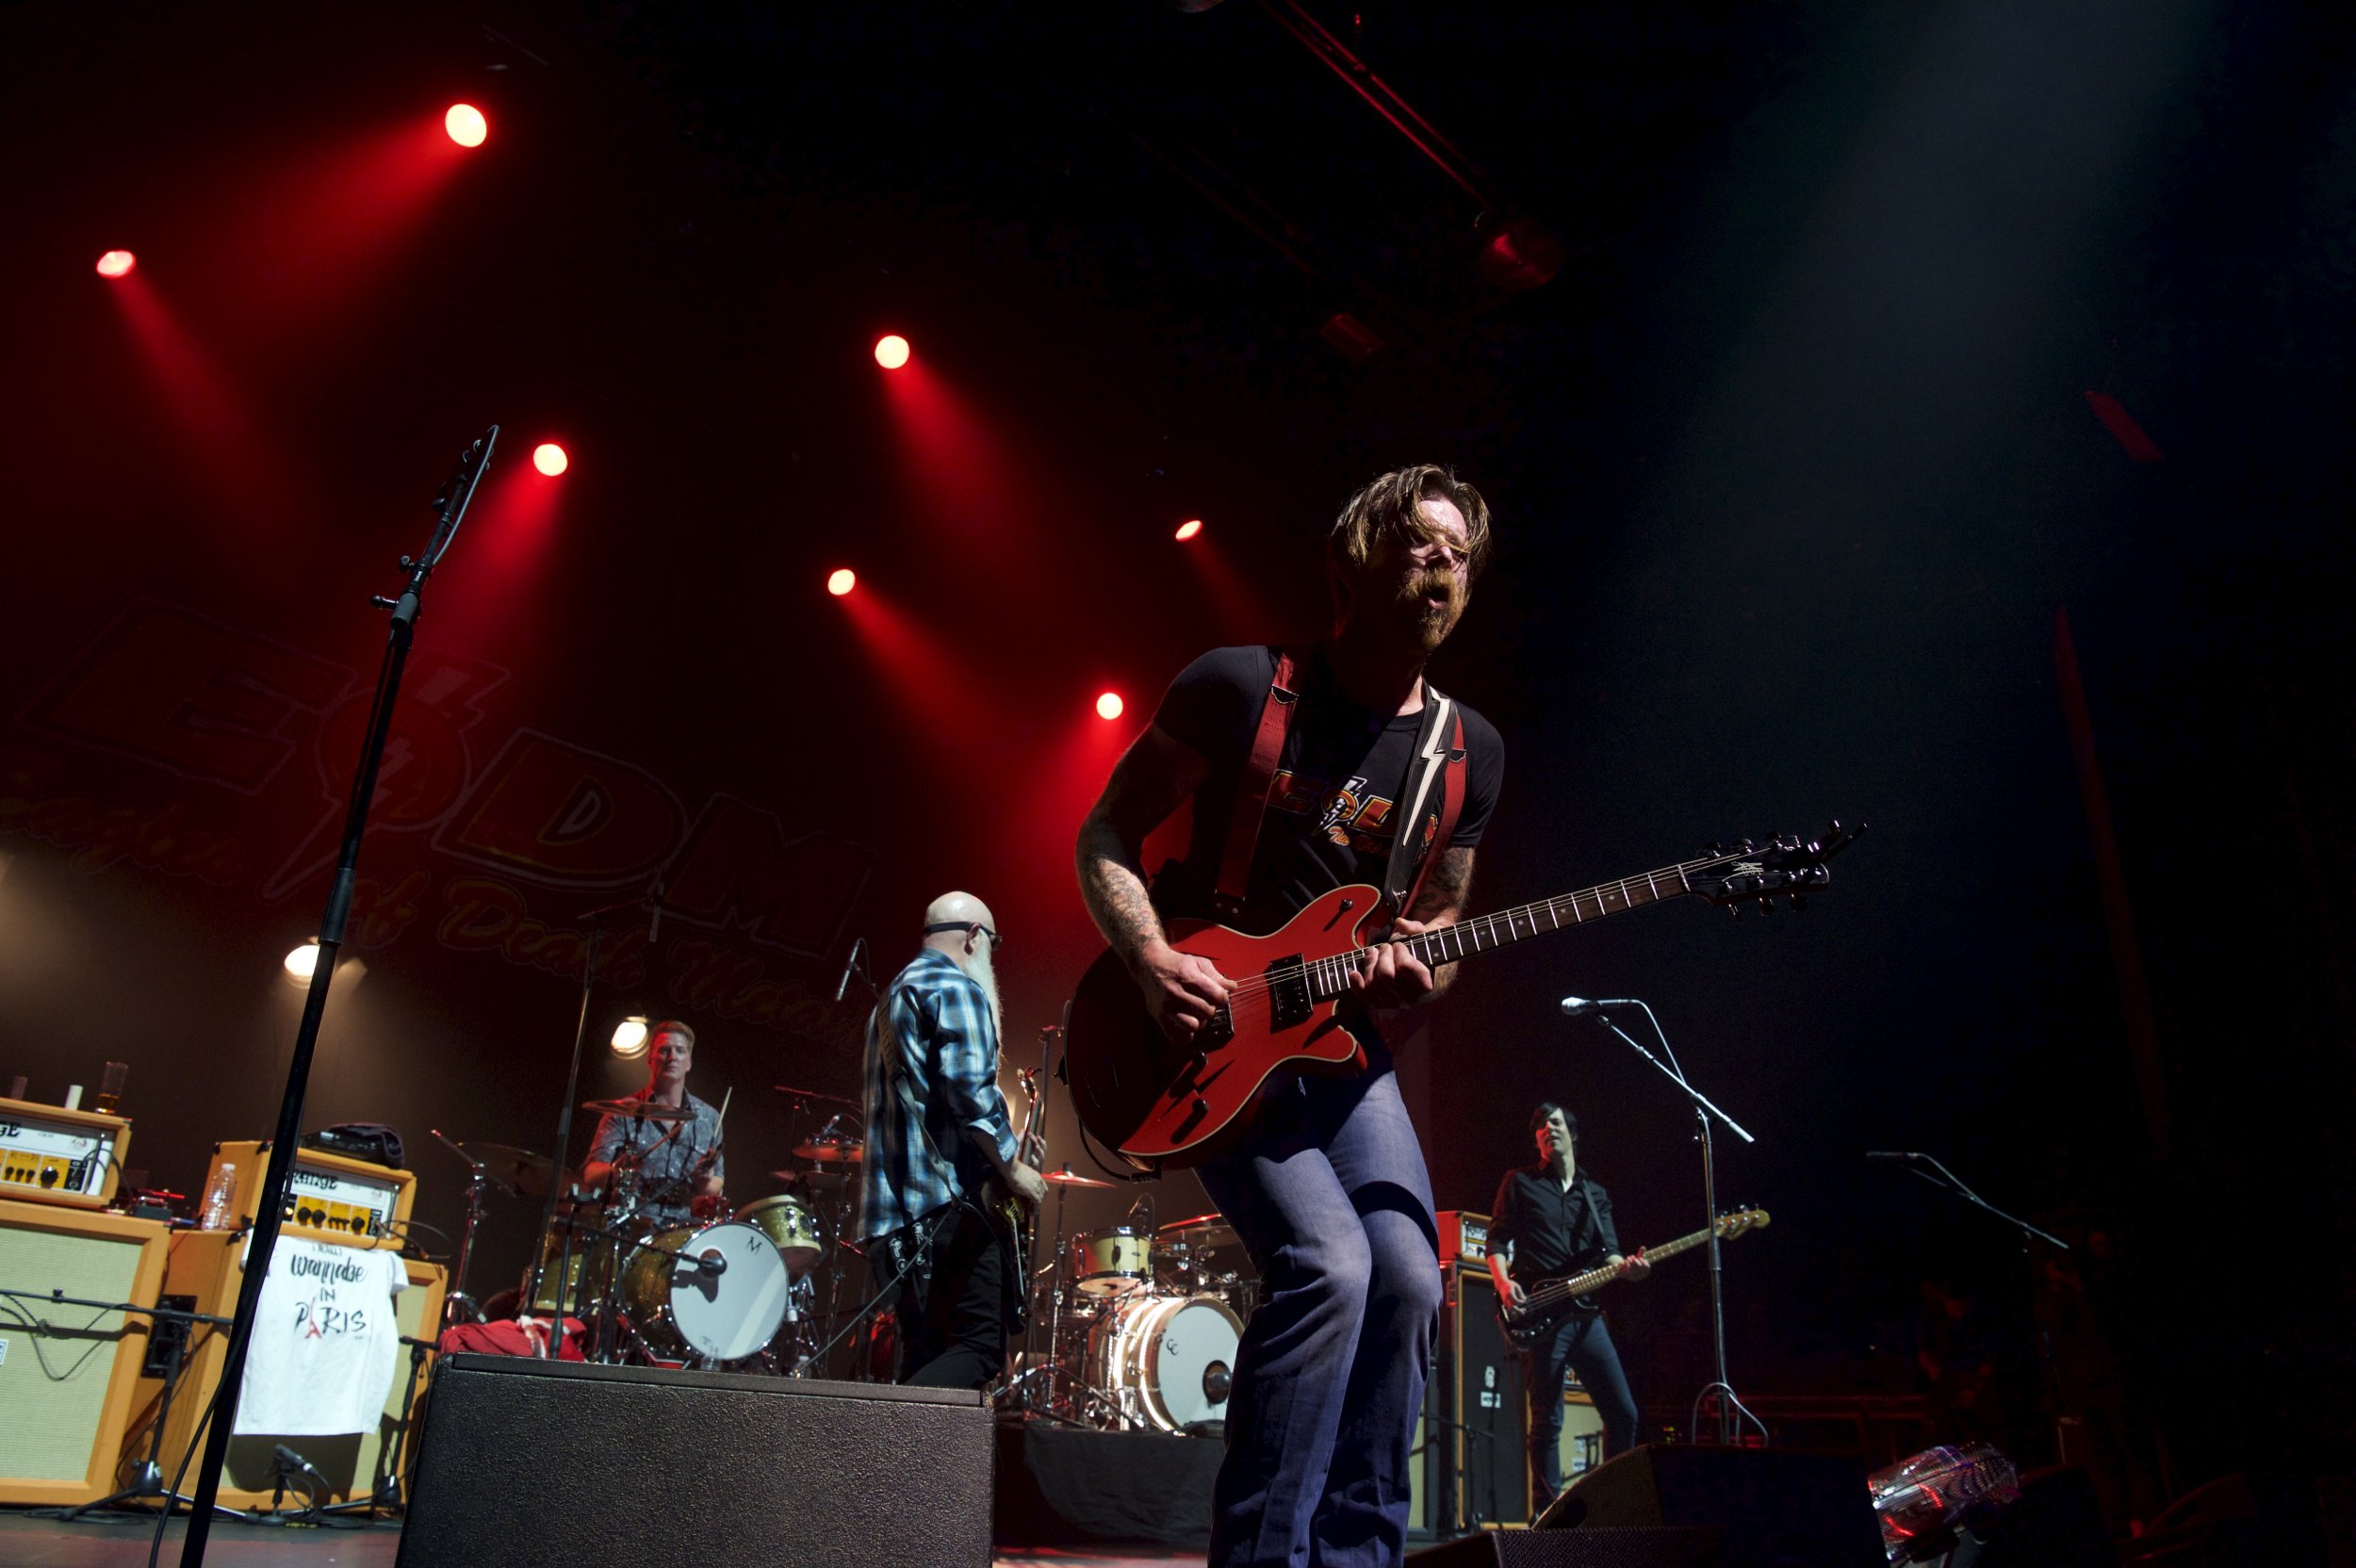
1075 466 1504 1568
853 891 1045 1389
1487 1103 1646 1498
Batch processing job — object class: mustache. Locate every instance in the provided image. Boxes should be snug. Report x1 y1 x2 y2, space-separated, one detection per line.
1402 569 1460 604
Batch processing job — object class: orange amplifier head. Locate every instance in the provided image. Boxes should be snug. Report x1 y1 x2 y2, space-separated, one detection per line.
0 1098 132 1211
205 1139 417 1246
1435 1210 1491 1269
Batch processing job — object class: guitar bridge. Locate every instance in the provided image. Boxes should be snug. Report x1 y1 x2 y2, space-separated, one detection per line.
1266 955 1311 1030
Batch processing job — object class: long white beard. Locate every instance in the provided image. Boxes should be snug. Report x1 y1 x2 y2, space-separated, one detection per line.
967 939 1005 1039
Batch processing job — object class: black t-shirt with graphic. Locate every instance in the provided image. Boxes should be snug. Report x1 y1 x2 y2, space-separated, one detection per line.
1150 643 1505 935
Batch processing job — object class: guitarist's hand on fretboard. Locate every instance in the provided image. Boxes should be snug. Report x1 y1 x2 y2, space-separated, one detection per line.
1617 1249 1650 1282
1343 914 1442 1011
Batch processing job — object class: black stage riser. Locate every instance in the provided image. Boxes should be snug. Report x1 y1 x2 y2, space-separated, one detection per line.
399 1353 993 1568
1534 1445 1884 1568
1410 1526 1727 1566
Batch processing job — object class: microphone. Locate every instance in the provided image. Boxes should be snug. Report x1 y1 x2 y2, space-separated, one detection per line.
272 1444 323 1482
1866 1151 1922 1162
1559 996 1641 1017
834 936 866 1004
695 1251 727 1276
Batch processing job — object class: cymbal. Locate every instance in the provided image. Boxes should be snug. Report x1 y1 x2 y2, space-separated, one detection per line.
460 1142 569 1199
776 1168 858 1188
1159 1212 1242 1249
582 1097 692 1122
1041 1166 1113 1189
793 1137 864 1162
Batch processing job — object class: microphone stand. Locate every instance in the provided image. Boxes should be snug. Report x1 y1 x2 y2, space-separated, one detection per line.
1579 999 1764 1447
178 427 496 1568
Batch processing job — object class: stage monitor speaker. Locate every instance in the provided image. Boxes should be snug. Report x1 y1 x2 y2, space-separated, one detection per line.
1538 1445 1883 1568
398 1354 994 1568
1410 1526 1726 1565
0 1198 168 1505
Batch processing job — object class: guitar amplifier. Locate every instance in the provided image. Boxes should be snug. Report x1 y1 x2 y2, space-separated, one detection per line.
0 1198 170 1505
205 1140 416 1244
1414 1263 1530 1535
1437 1210 1492 1267
0 1097 132 1210
124 1230 445 1510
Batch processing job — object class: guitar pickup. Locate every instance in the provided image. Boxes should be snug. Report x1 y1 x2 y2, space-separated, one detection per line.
1266 955 1311 1030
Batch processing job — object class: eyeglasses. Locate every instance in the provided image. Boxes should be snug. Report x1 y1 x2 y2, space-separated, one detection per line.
924 921 1005 951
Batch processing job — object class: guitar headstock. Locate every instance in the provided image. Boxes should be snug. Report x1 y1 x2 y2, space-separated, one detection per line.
1688 820 1865 915
1714 1206 1770 1238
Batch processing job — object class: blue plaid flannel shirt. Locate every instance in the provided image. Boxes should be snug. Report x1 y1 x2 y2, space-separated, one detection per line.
855 948 1018 1242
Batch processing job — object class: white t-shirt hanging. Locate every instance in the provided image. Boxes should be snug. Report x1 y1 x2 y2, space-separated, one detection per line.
233 1233 408 1436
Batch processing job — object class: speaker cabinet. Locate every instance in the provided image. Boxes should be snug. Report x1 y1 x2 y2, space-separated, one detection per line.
0 1198 168 1505
1415 1264 1530 1534
123 1230 444 1510
1538 1445 1883 1567
399 1355 994 1568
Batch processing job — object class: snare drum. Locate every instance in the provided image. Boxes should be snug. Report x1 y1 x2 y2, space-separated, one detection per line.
620 1219 791 1363
1088 1293 1242 1433
737 1193 826 1274
1074 1226 1153 1298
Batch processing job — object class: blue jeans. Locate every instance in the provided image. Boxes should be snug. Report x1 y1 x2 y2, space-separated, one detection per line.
1196 1066 1442 1568
1523 1313 1639 1499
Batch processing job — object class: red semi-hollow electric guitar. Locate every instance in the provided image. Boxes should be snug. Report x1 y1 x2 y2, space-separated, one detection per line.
1064 824 1861 1171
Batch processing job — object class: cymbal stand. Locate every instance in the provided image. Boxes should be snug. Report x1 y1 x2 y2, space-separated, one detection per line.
429 1129 502 1328
1003 1173 1077 1417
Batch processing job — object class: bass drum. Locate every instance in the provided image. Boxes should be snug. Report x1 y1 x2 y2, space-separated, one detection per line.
1089 1292 1242 1433
620 1220 791 1364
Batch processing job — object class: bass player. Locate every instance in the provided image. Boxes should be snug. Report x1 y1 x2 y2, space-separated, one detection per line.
1075 465 1504 1568
1487 1102 1646 1497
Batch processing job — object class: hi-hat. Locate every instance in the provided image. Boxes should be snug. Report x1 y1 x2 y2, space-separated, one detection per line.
582 1097 693 1122
1041 1166 1113 1189
459 1142 569 1199
1159 1212 1242 1250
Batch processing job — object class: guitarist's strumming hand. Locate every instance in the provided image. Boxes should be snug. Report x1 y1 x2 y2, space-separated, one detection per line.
1346 916 1440 1010
1135 939 1234 1046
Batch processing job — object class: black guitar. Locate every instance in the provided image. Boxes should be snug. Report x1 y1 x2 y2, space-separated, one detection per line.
1497 1208 1769 1349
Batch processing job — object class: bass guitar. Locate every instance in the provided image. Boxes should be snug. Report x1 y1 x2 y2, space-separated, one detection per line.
1497 1207 1770 1348
1065 824 1860 1170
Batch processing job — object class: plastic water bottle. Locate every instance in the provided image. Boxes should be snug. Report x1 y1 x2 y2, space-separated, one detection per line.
200 1164 237 1230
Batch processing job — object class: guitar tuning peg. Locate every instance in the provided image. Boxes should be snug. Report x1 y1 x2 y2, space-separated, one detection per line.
1704 841 1724 857
1726 903 1742 919
1737 838 1757 854
1756 896 1773 916
1789 893 1808 911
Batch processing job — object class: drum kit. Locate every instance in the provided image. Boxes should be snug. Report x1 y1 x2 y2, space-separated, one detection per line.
438 1089 872 1374
1005 1170 1261 1437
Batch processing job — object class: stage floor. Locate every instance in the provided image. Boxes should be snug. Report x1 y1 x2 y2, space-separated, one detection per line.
0 1513 1201 1567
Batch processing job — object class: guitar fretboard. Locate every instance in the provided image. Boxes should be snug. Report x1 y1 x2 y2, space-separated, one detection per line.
1522 1220 1728 1314
1299 856 1713 1003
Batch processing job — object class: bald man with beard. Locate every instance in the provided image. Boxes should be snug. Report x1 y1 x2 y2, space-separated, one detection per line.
854 892 1047 1389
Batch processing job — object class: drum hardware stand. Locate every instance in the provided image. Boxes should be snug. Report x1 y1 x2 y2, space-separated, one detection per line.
9 1288 237 1522
1562 995 1763 1447
528 876 669 1348
179 428 496 1568
429 1129 506 1328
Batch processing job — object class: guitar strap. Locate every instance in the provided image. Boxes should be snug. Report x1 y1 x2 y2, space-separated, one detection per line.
1211 645 1303 923
1214 645 1469 927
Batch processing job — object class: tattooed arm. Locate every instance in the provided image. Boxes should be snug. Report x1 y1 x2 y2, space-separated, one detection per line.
1075 724 1231 1044
1349 842 1480 1009
1407 843 1477 1002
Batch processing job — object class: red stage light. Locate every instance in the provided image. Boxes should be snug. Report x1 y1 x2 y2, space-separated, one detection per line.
827 568 857 596
94 250 137 279
1174 518 1203 542
532 442 568 476
1096 692 1125 721
445 104 488 148
874 335 911 370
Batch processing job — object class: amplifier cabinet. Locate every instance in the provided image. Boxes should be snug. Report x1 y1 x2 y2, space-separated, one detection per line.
124 1229 444 1510
0 1096 133 1210
1415 1263 1530 1536
0 1198 169 1504
205 1140 417 1246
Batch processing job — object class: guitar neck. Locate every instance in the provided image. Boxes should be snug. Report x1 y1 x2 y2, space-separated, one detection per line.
1402 858 1708 972
1527 1222 1723 1308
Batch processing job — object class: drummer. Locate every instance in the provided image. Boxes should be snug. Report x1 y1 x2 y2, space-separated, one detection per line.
583 1020 726 1228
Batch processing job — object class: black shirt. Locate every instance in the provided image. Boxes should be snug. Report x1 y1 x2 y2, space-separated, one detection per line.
1150 643 1505 933
1489 1165 1621 1280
